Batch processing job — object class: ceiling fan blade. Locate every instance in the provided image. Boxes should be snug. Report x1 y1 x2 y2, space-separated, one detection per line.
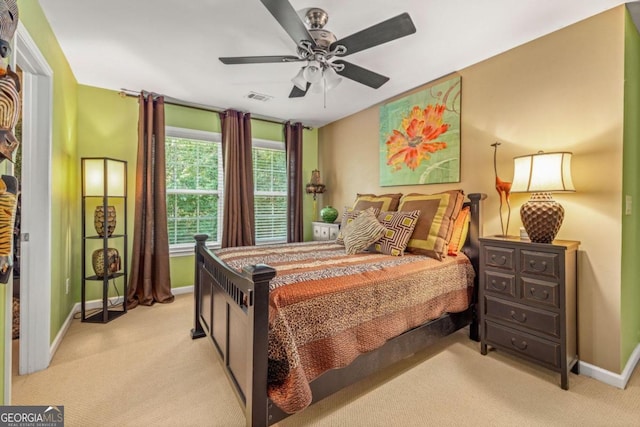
260 0 316 48
330 13 416 57
219 55 303 64
289 82 311 98
333 60 389 89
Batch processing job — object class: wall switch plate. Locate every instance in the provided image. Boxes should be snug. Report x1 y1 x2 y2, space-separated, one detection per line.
626 195 632 216
65 278 70 294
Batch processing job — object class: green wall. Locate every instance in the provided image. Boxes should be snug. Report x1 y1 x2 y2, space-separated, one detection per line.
165 103 319 287
76 87 138 300
17 0 79 353
12 1 318 402
78 88 319 289
621 9 640 366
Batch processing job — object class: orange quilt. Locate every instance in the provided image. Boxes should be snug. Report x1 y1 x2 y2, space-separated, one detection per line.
215 241 474 413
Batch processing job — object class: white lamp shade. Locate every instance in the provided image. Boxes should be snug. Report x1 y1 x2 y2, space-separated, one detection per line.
83 158 126 197
324 66 342 91
511 151 575 193
291 68 307 91
303 61 323 84
310 81 324 94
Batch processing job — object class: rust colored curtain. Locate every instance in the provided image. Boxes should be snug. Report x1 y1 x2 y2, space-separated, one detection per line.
220 109 255 248
284 121 303 243
127 93 174 308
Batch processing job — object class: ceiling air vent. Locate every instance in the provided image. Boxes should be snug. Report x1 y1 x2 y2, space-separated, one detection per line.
246 92 273 102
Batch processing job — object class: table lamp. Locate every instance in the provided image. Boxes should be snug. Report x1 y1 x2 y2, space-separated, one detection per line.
510 151 575 243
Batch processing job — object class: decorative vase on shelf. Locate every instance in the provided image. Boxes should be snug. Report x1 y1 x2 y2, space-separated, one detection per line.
94 205 116 237
320 205 338 223
91 248 121 278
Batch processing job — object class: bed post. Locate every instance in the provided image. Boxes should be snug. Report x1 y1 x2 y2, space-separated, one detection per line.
465 193 486 341
242 264 276 427
191 234 208 339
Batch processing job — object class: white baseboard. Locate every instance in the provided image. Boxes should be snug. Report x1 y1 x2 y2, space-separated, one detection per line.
47 284 640 391
172 285 194 296
49 302 79 363
49 287 194 361
579 344 640 389
49 295 124 359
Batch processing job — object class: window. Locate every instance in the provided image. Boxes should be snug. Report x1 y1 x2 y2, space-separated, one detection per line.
253 139 287 244
165 127 223 251
165 128 287 252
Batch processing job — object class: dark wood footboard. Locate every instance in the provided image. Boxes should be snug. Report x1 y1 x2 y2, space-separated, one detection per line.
192 193 486 427
191 236 275 426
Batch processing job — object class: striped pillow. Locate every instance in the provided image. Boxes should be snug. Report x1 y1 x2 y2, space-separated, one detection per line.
336 207 380 245
342 208 387 255
374 210 421 256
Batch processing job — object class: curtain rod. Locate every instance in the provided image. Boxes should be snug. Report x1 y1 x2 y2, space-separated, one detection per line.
119 89 312 130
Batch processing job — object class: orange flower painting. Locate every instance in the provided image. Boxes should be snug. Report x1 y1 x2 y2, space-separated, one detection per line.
379 75 461 186
385 104 449 172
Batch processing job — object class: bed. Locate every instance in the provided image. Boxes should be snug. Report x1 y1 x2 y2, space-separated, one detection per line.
191 192 485 426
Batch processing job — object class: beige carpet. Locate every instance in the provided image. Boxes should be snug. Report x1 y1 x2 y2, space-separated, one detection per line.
11 294 640 426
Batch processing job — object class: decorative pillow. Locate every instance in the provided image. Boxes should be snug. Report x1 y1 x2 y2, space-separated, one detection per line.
336 206 380 245
399 190 465 260
373 210 421 256
342 209 387 255
448 206 471 256
353 193 403 212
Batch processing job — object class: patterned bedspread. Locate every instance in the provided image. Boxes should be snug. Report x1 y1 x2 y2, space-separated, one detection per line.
214 241 475 414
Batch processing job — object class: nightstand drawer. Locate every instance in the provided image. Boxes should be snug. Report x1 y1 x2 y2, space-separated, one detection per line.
485 321 561 368
314 226 329 239
520 250 560 279
312 222 340 241
484 296 560 338
521 277 560 309
484 246 515 271
484 271 516 298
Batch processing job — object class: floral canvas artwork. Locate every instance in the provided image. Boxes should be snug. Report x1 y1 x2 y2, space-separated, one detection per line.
379 75 461 186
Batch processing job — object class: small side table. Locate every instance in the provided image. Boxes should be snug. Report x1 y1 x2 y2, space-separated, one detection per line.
312 221 339 241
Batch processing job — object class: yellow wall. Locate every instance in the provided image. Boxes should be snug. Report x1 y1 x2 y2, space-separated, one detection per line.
319 8 625 372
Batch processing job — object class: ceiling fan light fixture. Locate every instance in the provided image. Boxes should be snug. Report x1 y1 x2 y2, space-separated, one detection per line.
303 61 323 84
324 66 342 91
291 67 307 91
310 81 324 94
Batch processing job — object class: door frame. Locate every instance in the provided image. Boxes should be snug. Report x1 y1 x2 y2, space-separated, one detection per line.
4 22 53 398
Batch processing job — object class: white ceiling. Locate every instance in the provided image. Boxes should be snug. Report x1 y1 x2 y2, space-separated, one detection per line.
39 0 630 128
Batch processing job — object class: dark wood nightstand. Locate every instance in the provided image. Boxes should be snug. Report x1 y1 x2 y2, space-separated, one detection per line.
479 236 579 389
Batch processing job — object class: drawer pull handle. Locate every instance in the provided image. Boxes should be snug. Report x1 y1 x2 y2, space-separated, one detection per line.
510 310 527 323
528 259 548 272
490 279 507 291
510 338 528 351
490 254 508 265
529 288 550 300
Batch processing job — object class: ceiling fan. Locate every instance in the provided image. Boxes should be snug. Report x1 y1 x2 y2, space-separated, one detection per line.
219 0 416 98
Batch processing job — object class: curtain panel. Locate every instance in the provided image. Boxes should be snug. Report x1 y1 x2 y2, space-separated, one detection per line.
284 121 303 243
127 93 174 308
220 109 255 248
